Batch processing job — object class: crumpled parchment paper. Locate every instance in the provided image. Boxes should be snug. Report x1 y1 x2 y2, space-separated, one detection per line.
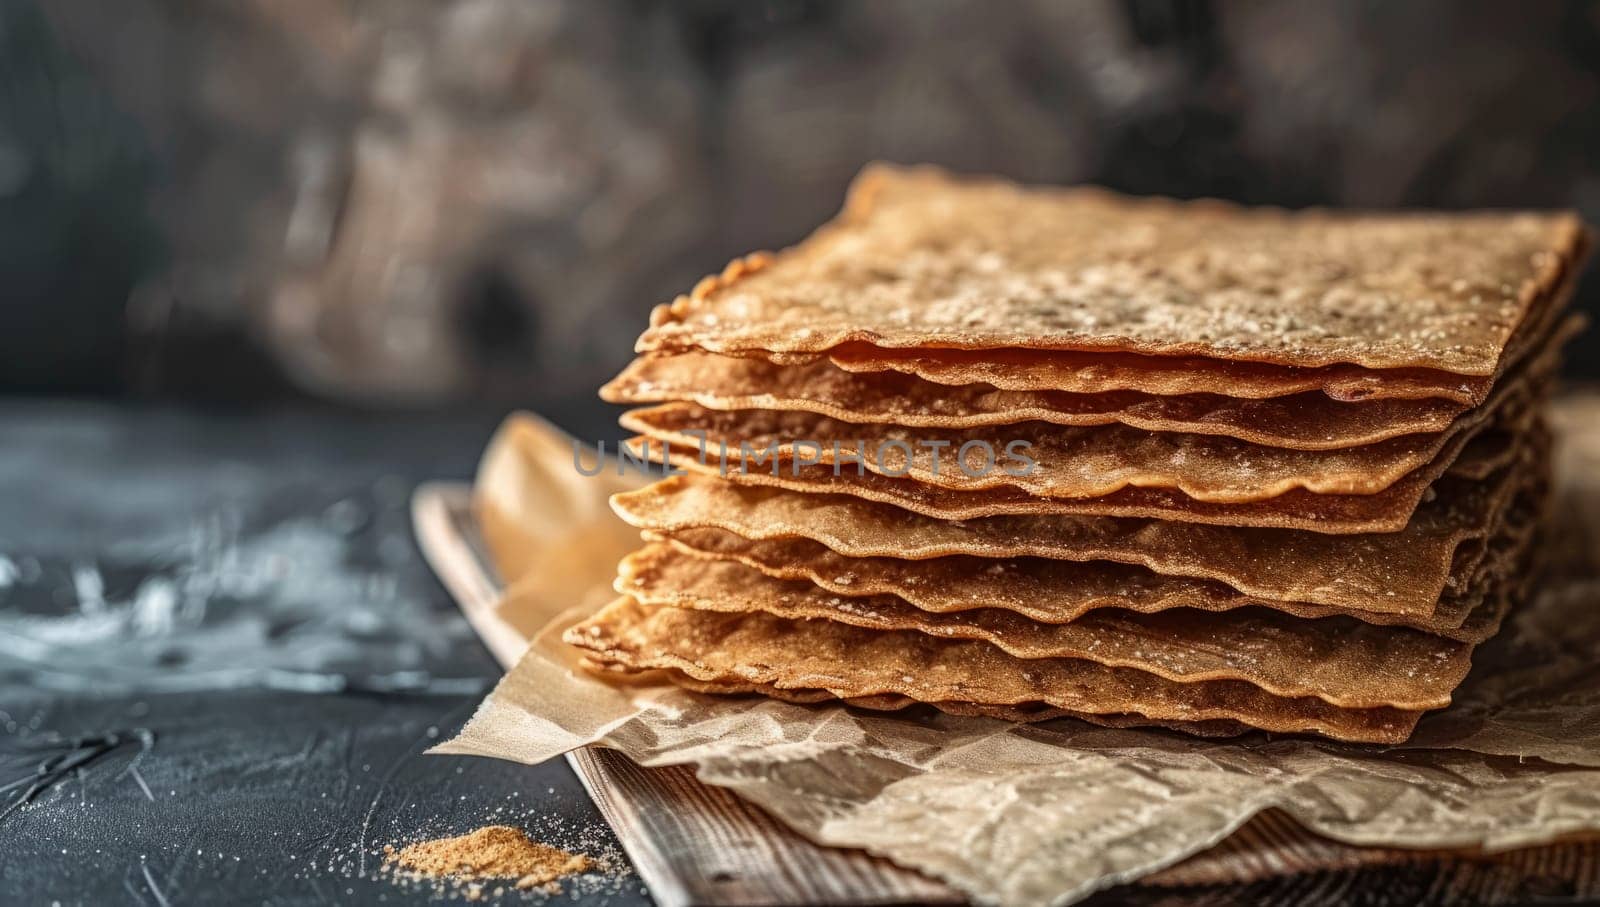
434 399 1600 906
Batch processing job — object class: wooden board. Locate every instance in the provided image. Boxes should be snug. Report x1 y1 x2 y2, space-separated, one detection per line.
413 483 959 905
413 481 1600 907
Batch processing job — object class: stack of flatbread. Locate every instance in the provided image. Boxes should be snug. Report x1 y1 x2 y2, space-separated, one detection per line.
567 165 1590 744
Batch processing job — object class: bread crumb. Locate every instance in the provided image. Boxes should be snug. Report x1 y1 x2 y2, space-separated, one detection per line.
385 825 592 894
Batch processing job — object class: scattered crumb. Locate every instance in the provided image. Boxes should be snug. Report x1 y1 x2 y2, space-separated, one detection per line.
383 825 597 899
305 793 629 901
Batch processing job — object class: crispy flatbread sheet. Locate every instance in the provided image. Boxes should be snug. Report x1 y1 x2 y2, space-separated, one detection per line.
823 347 1473 404
566 598 1425 743
598 666 1261 738
607 316 1582 446
618 359 1541 502
817 270 1577 403
645 482 1539 638
637 164 1585 376
604 351 1469 448
804 273 1575 406
600 553 1542 739
608 432 1544 614
623 402 1530 532
616 543 1524 711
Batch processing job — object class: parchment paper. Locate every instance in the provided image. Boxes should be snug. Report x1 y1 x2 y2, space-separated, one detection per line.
435 401 1600 906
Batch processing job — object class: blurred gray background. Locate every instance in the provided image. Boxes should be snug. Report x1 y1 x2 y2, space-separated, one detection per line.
5 0 1599 429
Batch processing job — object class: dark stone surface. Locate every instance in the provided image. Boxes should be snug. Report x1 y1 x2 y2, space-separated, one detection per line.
4 403 1595 907
0 399 649 906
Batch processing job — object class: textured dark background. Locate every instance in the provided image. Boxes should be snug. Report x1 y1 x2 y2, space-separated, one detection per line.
3 0 1599 435
0 401 657 905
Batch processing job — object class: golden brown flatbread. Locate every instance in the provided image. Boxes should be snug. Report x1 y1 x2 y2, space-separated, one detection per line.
784 269 1577 406
645 481 1538 638
823 345 1474 404
607 316 1582 446
608 431 1544 614
614 542 1521 710
818 270 1575 403
623 404 1529 532
603 350 1469 448
618 371 1529 502
637 165 1584 375
594 556 1544 741
567 598 1426 743
587 664 1262 736
618 327 1552 510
